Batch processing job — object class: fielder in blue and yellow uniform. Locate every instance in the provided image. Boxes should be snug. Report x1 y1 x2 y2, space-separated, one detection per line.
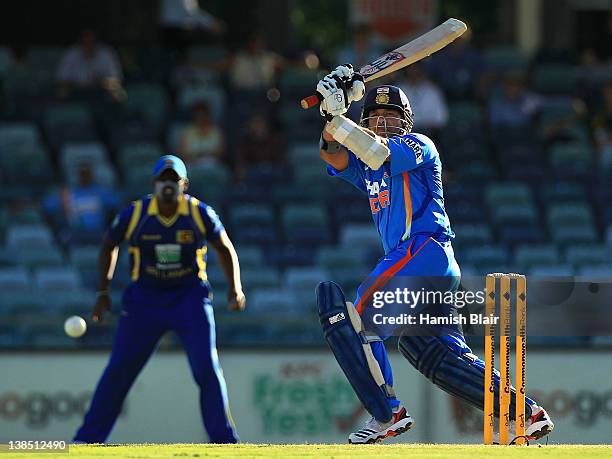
315 65 554 444
74 155 244 443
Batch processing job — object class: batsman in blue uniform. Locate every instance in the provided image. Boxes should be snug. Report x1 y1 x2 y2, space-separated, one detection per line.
74 155 244 443
314 65 554 444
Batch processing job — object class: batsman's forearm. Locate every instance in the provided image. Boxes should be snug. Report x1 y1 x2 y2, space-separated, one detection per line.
97 241 118 291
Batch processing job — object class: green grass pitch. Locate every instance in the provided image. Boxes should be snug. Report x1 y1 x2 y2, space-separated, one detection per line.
3 443 612 459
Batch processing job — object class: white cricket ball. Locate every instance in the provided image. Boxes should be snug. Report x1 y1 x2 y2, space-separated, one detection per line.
64 315 87 338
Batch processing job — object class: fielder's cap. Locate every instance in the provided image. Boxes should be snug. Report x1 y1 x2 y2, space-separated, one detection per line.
153 155 187 179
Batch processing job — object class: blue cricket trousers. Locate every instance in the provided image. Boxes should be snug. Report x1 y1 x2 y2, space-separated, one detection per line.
74 282 237 443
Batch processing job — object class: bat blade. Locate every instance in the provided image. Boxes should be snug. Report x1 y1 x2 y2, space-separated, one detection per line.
358 18 467 82
300 18 467 109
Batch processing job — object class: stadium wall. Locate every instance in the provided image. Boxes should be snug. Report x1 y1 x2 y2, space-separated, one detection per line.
1 350 611 444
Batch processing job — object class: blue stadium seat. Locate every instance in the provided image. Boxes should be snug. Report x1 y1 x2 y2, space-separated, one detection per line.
528 263 574 276
452 223 493 246
549 143 593 178
340 224 382 253
0 267 30 291
177 86 225 122
34 267 82 291
16 246 64 268
248 288 299 313
125 83 168 127
551 223 598 246
532 64 578 94
548 202 593 227
6 224 54 249
514 244 560 270
485 182 533 208
564 244 608 269
463 245 509 268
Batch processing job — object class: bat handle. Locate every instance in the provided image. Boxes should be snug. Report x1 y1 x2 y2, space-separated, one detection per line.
300 93 322 110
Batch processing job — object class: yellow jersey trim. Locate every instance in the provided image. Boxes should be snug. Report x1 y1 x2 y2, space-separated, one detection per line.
125 200 143 240
189 197 207 236
147 195 189 227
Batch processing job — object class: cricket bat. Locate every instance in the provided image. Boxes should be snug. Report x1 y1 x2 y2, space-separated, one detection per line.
300 18 467 109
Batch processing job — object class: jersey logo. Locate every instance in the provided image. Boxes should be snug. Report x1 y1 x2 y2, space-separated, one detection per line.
405 137 423 164
141 234 162 241
154 244 181 269
176 230 194 244
366 178 390 214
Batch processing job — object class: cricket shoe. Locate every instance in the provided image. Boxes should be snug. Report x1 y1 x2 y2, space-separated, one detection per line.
493 405 555 444
348 406 414 444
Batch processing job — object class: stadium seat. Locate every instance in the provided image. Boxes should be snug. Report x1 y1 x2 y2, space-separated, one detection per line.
229 204 275 229
463 245 509 268
340 224 382 253
125 83 168 127
452 223 493 246
456 161 497 181
548 202 593 227
6 224 54 249
448 103 483 131
248 288 298 313
540 181 586 203
0 267 30 291
288 142 319 166
514 244 560 270
44 104 96 148
34 267 82 291
118 142 164 169
285 267 329 292
0 122 41 152
564 244 608 269
282 204 328 230
0 290 45 312
549 143 593 177
528 263 574 276
177 86 225 122
532 64 578 94
241 267 281 291
316 247 365 271
490 202 538 225
485 182 533 208
16 246 64 268
60 142 109 169
550 224 598 246
233 246 263 268
483 47 529 72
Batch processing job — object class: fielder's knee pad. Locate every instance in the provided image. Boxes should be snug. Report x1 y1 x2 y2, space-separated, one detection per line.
317 281 393 422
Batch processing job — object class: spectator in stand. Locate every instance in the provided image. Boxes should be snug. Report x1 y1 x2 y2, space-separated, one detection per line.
396 64 448 135
43 163 120 244
336 23 381 67
235 113 285 181
178 102 225 169
229 34 283 92
488 73 541 129
592 81 612 172
426 31 484 99
56 29 125 101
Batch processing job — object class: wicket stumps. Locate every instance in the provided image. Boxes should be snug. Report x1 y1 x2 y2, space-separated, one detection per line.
484 273 527 445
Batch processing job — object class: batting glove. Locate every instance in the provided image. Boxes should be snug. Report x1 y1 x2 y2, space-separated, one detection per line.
317 74 349 120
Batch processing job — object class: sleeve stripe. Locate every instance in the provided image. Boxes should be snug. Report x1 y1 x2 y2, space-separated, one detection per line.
125 200 142 241
190 198 206 236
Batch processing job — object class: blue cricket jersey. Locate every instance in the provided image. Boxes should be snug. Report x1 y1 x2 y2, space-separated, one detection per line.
328 132 454 254
107 194 224 289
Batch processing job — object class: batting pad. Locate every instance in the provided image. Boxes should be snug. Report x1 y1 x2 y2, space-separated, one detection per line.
317 281 393 423
327 115 390 170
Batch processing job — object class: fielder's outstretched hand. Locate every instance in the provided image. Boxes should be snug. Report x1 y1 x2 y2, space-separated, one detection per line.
92 294 112 322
